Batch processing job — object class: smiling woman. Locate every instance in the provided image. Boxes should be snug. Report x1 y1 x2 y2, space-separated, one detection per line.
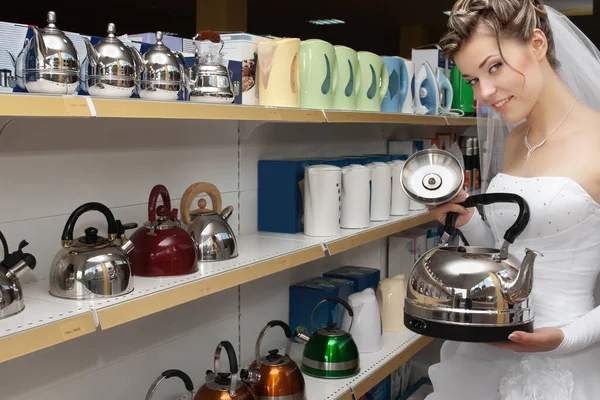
422 1 600 399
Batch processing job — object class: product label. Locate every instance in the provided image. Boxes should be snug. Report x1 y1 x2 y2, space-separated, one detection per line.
474 168 480 190
463 171 472 192
61 321 86 340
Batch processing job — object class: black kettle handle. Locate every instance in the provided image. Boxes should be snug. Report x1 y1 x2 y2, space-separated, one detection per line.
214 340 239 375
255 320 293 362
61 202 118 242
0 230 8 260
310 296 354 333
444 193 530 244
144 369 194 400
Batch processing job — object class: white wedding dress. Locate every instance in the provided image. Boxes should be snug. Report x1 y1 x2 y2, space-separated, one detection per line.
425 173 600 400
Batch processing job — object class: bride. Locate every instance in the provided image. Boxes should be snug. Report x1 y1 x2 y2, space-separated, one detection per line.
425 0 600 399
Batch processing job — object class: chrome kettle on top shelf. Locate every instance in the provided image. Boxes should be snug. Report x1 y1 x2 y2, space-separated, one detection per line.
178 30 236 104
9 11 80 95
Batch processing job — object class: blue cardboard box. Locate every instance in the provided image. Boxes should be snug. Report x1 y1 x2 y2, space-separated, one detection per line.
365 376 391 400
323 266 381 293
258 158 322 234
362 154 393 164
289 277 354 340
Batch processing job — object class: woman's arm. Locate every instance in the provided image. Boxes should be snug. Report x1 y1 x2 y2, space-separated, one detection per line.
456 207 495 247
551 304 600 355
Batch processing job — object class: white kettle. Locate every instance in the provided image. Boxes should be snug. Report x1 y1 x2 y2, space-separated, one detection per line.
376 274 407 332
342 288 382 353
303 165 342 237
389 160 410 216
367 162 392 221
340 164 372 229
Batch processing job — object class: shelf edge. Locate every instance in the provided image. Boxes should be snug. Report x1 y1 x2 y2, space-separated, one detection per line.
0 312 97 363
97 245 325 330
326 213 435 256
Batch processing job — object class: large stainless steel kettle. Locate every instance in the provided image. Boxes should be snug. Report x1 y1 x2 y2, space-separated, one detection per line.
12 11 80 94
403 192 542 342
0 231 36 319
180 182 238 261
49 202 138 300
82 23 138 98
241 320 306 400
195 341 255 400
295 297 360 379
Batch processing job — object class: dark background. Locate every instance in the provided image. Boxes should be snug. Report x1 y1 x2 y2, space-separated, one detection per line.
2 0 598 57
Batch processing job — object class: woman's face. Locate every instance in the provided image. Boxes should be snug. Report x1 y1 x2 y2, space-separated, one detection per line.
454 25 544 123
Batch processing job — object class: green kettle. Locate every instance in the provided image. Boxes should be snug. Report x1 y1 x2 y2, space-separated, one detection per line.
450 65 474 116
295 297 360 379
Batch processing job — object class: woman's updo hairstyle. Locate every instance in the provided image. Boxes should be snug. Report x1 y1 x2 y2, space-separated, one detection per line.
440 0 559 70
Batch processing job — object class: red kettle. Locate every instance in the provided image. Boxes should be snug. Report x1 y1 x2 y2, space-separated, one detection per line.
129 184 198 277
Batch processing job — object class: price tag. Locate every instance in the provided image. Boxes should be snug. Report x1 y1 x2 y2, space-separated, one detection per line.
61 320 86 340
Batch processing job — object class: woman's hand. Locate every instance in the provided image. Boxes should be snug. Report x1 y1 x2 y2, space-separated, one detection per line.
489 327 565 353
426 190 475 228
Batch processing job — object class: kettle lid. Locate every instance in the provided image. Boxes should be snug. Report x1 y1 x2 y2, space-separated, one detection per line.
205 372 245 391
74 227 109 247
261 349 290 366
317 322 348 337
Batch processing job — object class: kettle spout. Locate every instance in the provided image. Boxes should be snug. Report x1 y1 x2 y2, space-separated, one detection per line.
504 248 542 304
295 331 310 345
82 37 99 69
220 206 234 222
128 46 145 79
174 51 191 96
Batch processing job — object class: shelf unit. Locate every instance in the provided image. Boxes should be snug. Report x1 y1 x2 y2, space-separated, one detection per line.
0 211 435 364
0 93 478 125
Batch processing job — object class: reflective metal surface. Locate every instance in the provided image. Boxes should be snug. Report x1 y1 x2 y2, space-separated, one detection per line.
49 239 134 299
82 23 136 98
137 32 185 101
401 149 464 205
22 11 80 94
187 207 238 261
405 246 539 326
0 263 25 319
188 65 235 104
145 370 194 400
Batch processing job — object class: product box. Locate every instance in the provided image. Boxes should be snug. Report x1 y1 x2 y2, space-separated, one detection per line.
192 32 271 105
362 154 393 164
399 378 433 400
258 158 323 234
387 139 424 155
289 277 354 340
364 376 391 400
323 266 381 293
411 44 452 78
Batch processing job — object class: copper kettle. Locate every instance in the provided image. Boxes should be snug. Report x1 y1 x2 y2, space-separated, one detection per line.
129 184 198 277
194 341 255 400
241 320 306 400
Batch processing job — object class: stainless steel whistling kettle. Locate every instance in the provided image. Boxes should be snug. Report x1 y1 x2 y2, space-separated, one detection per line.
82 23 138 98
0 231 36 319
403 192 542 342
145 369 194 400
181 30 235 104
11 11 80 94
49 202 138 300
195 341 255 400
241 320 306 400
130 31 187 102
180 182 238 261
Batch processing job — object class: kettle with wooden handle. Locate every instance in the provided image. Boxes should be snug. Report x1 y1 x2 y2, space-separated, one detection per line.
180 182 238 261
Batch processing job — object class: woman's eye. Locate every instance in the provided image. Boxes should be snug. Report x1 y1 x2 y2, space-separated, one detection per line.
489 63 502 73
468 78 478 86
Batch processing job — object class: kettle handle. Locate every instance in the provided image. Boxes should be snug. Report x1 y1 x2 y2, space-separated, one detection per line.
144 369 194 400
255 320 293 365
311 296 354 333
148 184 174 222
444 193 530 245
0 230 8 261
180 182 223 225
61 202 118 243
214 340 239 375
